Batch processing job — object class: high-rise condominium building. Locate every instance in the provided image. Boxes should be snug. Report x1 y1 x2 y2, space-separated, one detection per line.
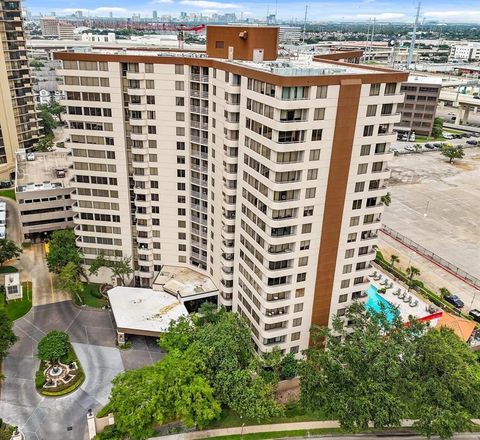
55 26 407 354
0 0 39 179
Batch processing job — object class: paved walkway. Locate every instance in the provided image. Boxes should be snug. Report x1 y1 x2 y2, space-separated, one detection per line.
378 232 480 312
152 419 480 440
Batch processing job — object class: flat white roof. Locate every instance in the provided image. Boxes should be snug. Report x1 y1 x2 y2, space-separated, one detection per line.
407 74 443 85
154 265 218 299
108 286 189 335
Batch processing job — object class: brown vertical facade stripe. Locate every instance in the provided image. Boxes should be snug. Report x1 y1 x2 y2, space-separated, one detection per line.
311 79 362 330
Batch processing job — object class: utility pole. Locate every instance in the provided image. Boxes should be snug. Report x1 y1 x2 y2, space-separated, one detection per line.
368 18 376 61
302 5 308 44
407 2 421 69
365 18 371 61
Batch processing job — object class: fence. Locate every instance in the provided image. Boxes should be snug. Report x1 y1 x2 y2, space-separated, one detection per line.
380 225 480 290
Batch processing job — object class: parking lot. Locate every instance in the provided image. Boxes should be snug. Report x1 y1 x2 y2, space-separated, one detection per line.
382 148 480 281
0 301 164 440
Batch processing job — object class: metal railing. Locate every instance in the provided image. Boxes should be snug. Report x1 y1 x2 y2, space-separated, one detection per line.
381 224 480 289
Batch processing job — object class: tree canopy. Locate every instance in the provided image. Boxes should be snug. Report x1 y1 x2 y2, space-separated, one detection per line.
0 239 22 266
37 330 70 363
0 308 17 361
46 229 82 274
300 302 480 439
89 254 133 286
106 309 281 439
441 144 465 164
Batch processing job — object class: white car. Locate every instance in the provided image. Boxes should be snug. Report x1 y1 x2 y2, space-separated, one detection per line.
442 132 453 140
404 145 416 152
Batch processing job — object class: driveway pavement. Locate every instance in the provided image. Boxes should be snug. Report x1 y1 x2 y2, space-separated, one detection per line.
0 195 22 244
0 301 164 440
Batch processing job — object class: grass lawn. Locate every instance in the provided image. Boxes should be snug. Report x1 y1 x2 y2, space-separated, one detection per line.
0 265 18 274
207 403 328 430
209 428 344 439
0 281 32 320
415 135 445 142
0 188 15 201
74 283 106 308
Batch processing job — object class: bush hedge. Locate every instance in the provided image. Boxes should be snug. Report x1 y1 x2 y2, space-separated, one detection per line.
41 371 85 397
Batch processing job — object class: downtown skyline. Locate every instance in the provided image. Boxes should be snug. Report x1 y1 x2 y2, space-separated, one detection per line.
23 0 480 23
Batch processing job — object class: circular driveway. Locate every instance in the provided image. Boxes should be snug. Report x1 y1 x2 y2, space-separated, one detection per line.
0 301 163 440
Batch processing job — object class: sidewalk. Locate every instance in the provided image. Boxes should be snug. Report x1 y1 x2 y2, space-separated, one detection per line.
150 420 420 440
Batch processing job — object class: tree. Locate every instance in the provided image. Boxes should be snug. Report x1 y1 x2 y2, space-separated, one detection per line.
381 192 392 206
58 261 83 303
46 229 82 274
280 353 298 380
35 135 54 152
439 287 451 298
441 144 465 164
37 105 57 135
108 350 221 440
432 117 444 138
300 303 480 438
37 330 69 364
389 254 400 269
89 254 133 286
0 308 17 362
413 143 422 152
0 239 22 266
47 101 65 124
406 266 421 289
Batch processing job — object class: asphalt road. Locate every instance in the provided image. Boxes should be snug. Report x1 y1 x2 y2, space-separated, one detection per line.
0 195 22 244
308 435 480 440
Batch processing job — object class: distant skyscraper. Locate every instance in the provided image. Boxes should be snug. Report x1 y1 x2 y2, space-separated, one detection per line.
153 10 158 19
109 11 113 18
0 0 39 178
180 11 187 20
74 10 83 18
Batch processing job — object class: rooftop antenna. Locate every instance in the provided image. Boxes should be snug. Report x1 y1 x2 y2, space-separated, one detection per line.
407 2 421 69
302 5 308 44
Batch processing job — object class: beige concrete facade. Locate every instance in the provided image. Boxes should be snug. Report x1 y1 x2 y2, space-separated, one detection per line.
0 0 39 179
55 42 405 354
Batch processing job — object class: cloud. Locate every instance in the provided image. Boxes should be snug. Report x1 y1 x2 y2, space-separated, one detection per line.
151 0 174 3
179 0 238 9
62 6 129 14
356 12 405 20
424 10 480 18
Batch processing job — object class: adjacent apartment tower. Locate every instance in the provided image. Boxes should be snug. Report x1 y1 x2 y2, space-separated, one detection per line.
0 0 39 179
55 26 407 354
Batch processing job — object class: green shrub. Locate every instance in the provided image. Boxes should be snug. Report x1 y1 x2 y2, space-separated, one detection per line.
35 367 46 389
96 403 112 419
41 371 84 396
280 353 298 380
94 424 119 440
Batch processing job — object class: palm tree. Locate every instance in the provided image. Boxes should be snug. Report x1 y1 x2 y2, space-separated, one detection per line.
439 287 451 299
389 254 400 270
381 192 392 207
406 266 421 290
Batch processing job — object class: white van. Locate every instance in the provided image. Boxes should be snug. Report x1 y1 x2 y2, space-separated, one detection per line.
0 201 6 212
0 225 6 239
0 210 6 226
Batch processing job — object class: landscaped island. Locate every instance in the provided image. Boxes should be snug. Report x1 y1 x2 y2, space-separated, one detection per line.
35 330 84 397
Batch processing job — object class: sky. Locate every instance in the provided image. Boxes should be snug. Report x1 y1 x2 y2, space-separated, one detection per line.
23 0 480 23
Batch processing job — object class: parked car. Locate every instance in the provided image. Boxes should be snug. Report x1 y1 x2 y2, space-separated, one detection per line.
444 294 465 309
0 180 11 188
469 309 480 323
466 139 478 145
404 145 416 152
424 143 434 149
462 133 471 138
442 132 453 140
433 142 443 148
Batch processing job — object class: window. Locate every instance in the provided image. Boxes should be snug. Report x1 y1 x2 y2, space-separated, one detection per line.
357 163 368 175
146 80 154 89
347 233 357 243
295 288 305 298
345 249 354 258
215 40 224 48
366 105 377 117
352 199 362 210
148 126 156 134
299 240 310 251
385 83 397 95
176 112 185 121
303 206 314 217
294 303 304 312
363 125 374 136
305 188 316 199
381 103 393 115
176 127 185 136
147 95 155 104
314 108 325 120
298 257 308 267
311 129 322 141
343 264 352 274
350 216 359 226
340 279 350 288
293 317 302 327
302 224 312 234
175 65 184 74
297 273 306 282
339 294 348 303
177 141 185 150
291 332 300 341
355 181 365 192
307 169 318 180
309 149 320 161
316 86 327 98
175 81 184 91
360 144 371 156
369 83 381 96
290 346 299 354
176 97 184 106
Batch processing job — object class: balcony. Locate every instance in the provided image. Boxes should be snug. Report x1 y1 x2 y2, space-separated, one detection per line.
191 74 209 82
191 135 208 145
190 90 208 99
190 120 208 130
190 105 209 115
